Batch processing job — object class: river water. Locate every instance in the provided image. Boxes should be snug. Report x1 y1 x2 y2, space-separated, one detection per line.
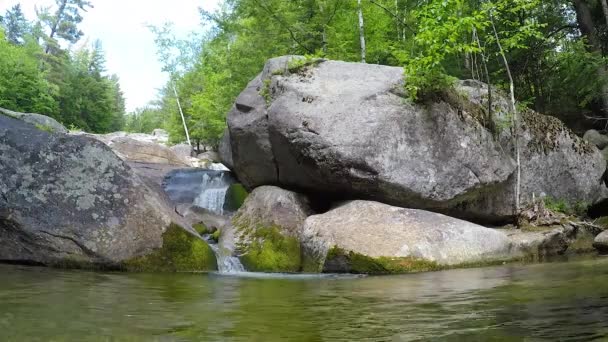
1 257 608 341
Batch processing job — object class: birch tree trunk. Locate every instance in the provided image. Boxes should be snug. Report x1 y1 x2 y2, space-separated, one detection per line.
357 0 366 63
491 14 521 213
172 82 191 147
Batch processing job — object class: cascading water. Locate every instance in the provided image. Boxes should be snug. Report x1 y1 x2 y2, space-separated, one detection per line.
163 169 235 215
206 241 245 273
193 173 229 215
163 167 246 273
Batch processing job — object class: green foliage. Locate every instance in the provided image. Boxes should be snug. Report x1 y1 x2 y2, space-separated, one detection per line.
124 224 218 272
140 0 608 142
260 78 272 104
1 4 29 45
124 106 168 133
543 197 589 217
0 2 125 134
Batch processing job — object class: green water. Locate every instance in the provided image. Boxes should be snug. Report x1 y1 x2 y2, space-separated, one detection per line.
1 257 608 341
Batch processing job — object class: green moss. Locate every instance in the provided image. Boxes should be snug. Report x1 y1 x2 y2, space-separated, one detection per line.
211 229 221 242
543 197 589 217
192 222 210 235
123 224 218 272
567 231 596 254
35 123 55 133
239 225 301 273
260 78 272 104
325 246 440 275
224 183 249 212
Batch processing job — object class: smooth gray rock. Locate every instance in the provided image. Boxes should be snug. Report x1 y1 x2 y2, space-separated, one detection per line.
226 57 607 222
0 115 201 267
170 143 193 158
0 107 68 133
198 151 221 163
601 146 608 161
301 201 516 273
583 129 608 149
218 128 234 169
110 137 190 165
593 230 608 253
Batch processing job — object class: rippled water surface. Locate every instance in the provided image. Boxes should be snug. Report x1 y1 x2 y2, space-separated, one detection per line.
2 257 608 341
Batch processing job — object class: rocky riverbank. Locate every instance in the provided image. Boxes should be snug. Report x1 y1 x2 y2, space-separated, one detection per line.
2 56 608 274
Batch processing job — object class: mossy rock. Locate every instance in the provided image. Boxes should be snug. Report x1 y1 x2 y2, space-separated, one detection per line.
324 246 440 275
211 229 221 242
239 225 301 273
123 224 218 272
193 222 216 235
223 183 249 212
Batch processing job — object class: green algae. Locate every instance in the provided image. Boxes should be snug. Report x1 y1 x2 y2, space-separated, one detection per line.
123 224 217 272
325 246 441 275
224 183 249 212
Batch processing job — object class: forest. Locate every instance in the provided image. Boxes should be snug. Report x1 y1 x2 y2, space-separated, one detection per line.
2 0 608 144
0 0 124 133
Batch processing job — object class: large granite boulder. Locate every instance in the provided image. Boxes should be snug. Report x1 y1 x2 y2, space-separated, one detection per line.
110 137 190 166
0 115 216 271
231 186 313 272
170 143 194 159
218 128 234 169
0 107 67 133
225 56 607 223
301 201 516 273
583 129 608 149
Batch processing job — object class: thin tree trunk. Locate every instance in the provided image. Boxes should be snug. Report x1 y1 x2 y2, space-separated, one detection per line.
318 2 328 54
44 0 67 54
473 27 493 131
172 82 191 147
491 14 521 214
395 0 400 41
357 0 366 63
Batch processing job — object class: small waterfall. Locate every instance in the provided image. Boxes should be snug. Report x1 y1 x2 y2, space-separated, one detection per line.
206 240 245 273
193 173 229 215
163 169 235 215
163 168 246 273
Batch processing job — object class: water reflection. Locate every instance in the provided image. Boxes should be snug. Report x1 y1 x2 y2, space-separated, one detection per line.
1 257 607 341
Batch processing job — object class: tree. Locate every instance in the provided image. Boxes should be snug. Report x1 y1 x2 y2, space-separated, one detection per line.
2 4 29 45
572 0 608 117
36 0 92 53
357 0 366 62
0 29 56 114
149 23 201 146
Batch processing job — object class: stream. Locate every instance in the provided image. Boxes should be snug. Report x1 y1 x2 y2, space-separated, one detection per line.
1 257 608 341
